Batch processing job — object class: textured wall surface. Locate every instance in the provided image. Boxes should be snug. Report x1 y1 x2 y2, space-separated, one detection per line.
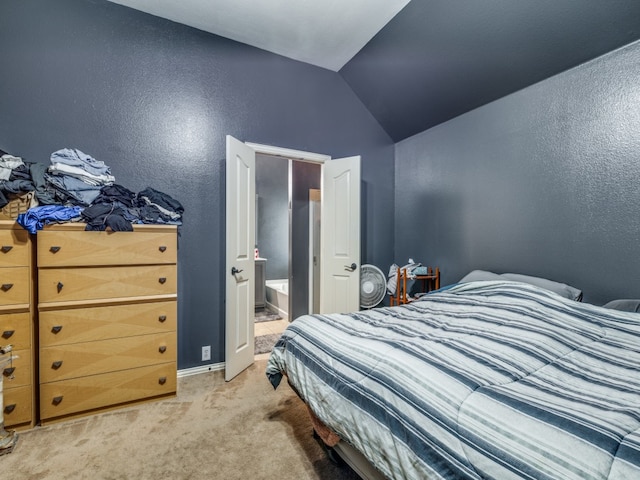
395 41 640 305
0 0 394 367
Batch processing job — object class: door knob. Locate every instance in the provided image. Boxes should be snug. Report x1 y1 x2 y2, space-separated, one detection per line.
231 267 244 275
344 263 357 272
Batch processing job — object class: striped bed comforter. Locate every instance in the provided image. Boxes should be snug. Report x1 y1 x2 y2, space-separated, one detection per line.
265 281 640 480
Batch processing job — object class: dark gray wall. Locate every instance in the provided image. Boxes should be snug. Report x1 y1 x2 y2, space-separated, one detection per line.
256 155 289 281
0 0 394 368
395 40 640 305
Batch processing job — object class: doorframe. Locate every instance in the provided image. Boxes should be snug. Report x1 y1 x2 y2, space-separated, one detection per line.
226 139 361 377
248 142 329 328
308 188 321 314
246 143 330 164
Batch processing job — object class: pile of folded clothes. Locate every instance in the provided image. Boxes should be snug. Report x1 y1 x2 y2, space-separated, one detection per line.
0 151 38 210
0 147 184 234
45 148 115 206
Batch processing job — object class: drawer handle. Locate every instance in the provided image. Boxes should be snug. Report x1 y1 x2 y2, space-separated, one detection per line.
1 283 13 292
50 246 61 253
158 315 167 323
159 277 167 284
52 396 64 406
51 325 63 334
4 404 16 414
158 376 167 385
52 361 63 370
1 330 14 339
57 282 64 293
3 367 15 378
1 245 12 253
159 346 167 354
159 246 167 252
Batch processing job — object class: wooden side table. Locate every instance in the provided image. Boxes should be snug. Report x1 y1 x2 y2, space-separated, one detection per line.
390 266 440 306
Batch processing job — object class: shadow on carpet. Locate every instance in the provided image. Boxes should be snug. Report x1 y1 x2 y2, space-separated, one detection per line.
255 333 282 355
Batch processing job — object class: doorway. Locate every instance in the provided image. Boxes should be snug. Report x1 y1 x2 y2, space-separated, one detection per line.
254 154 321 357
225 135 361 381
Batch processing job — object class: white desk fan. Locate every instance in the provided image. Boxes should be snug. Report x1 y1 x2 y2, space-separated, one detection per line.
360 264 387 309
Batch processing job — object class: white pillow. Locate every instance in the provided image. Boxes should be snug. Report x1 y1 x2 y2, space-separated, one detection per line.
459 270 583 301
501 273 582 301
459 270 504 283
602 299 640 313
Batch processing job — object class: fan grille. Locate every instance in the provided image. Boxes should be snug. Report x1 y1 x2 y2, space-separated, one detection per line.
360 264 386 308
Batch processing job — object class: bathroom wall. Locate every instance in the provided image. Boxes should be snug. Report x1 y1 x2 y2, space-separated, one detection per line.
256 155 321 320
256 155 289 280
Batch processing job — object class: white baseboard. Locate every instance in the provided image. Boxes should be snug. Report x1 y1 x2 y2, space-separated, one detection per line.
177 362 225 378
266 301 288 320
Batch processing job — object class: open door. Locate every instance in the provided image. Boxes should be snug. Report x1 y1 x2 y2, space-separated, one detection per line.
320 156 361 314
225 135 255 381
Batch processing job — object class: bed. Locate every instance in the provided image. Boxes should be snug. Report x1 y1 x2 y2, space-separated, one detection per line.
266 280 640 480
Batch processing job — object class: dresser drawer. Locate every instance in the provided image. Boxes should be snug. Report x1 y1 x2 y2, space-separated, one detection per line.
38 230 176 267
0 266 30 306
40 332 176 382
0 228 30 266
4 385 32 428
40 362 176 421
2 347 31 388
0 312 31 350
40 301 176 347
39 265 177 304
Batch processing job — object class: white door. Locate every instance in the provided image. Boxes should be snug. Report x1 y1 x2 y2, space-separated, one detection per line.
225 135 255 381
320 156 361 314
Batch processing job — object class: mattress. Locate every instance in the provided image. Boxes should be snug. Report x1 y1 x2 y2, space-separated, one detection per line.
266 281 640 480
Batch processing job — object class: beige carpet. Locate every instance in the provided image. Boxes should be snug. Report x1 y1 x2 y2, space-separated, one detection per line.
3 360 361 480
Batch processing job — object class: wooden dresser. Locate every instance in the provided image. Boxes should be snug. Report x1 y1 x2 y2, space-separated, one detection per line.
0 220 35 430
36 224 178 424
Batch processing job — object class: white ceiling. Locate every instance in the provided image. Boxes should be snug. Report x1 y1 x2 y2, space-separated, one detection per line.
106 0 411 71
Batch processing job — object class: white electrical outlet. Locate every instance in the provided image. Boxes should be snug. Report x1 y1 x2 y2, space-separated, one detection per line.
202 345 211 361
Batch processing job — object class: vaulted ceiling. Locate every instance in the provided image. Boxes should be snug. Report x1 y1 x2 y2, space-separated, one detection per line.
106 0 411 71
107 0 640 142
341 0 640 141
